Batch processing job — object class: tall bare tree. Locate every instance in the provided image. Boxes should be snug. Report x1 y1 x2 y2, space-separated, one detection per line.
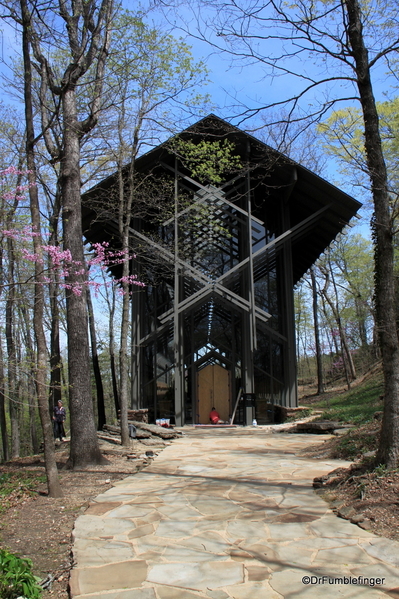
310 268 324 395
186 0 399 467
20 0 62 494
5 172 21 459
20 0 115 467
94 12 209 445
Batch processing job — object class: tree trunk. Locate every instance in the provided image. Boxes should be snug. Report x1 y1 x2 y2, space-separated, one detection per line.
109 286 120 417
319 259 356 385
18 0 114 467
117 110 143 446
345 0 399 468
48 227 63 413
354 296 369 350
319 273 350 386
6 237 20 459
329 258 357 381
118 164 131 447
102 279 120 416
19 304 39 454
49 284 63 412
0 336 9 462
21 0 62 495
86 281 106 430
119 276 131 445
310 268 324 394
61 87 104 468
47 189 63 415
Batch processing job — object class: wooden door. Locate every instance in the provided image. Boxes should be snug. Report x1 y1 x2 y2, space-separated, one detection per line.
197 364 231 424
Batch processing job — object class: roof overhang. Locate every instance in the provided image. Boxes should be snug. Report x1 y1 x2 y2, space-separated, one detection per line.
82 114 361 284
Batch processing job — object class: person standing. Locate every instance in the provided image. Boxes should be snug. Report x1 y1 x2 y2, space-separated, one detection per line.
53 400 66 442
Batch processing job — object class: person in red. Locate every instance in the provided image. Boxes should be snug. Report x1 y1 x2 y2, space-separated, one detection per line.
209 407 222 424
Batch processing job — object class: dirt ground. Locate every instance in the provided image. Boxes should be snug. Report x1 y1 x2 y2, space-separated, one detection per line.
0 429 398 598
0 440 166 599
302 422 399 543
315 462 399 541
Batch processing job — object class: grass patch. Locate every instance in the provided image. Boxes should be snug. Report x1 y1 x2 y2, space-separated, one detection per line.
0 472 46 514
286 408 313 422
331 423 379 460
307 373 383 425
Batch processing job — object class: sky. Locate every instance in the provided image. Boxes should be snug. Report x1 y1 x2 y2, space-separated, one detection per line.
153 3 390 237
1 0 396 235
1 0 392 353
147 0 395 234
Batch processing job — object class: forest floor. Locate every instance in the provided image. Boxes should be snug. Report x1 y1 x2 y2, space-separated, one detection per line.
0 404 397 598
299 372 399 544
301 421 399 543
0 440 166 599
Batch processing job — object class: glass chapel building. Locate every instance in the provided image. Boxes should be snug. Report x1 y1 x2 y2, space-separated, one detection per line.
82 115 361 426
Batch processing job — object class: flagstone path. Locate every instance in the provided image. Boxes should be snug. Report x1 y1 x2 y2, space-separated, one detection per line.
69 427 399 598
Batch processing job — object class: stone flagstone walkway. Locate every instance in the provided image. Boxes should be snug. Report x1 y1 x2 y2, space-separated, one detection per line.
69 427 399 598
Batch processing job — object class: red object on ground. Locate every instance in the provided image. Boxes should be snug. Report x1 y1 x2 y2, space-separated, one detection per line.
210 409 220 424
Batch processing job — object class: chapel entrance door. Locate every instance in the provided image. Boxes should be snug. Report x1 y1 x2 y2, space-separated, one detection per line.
197 364 231 424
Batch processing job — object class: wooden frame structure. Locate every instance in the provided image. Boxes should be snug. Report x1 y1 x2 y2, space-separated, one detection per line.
82 115 361 426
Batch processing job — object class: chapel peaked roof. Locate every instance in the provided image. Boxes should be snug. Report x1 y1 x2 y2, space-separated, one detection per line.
82 113 361 283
